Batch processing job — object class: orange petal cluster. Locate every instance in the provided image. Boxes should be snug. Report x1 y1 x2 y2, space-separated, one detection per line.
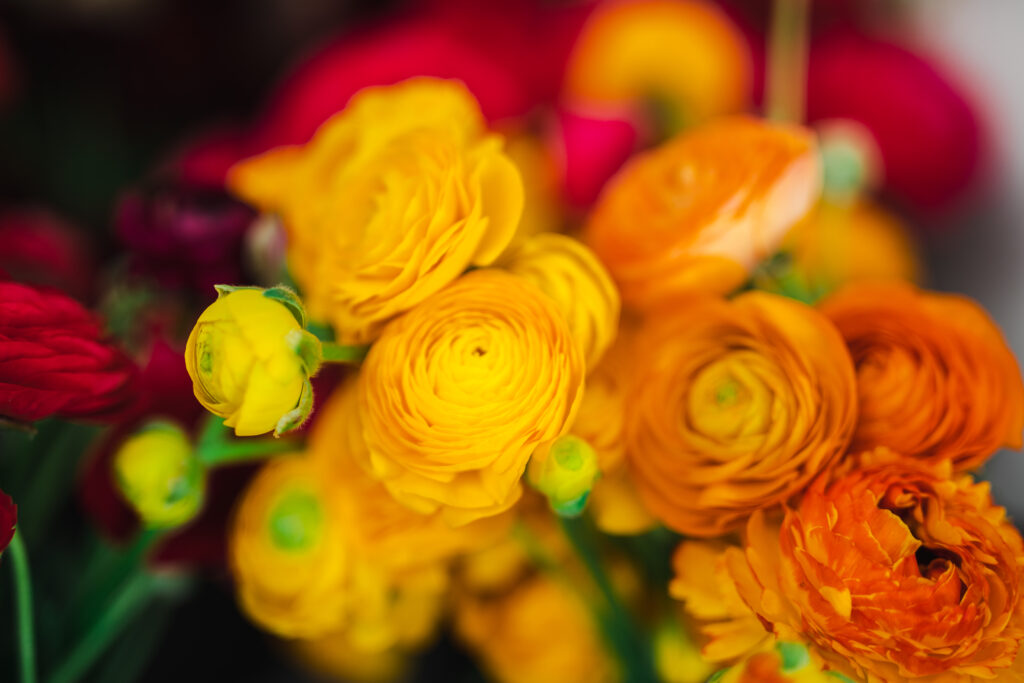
821 282 1024 469
626 291 857 536
727 450 1024 683
585 117 820 310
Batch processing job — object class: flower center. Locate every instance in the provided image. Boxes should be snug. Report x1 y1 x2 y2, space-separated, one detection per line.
268 489 323 552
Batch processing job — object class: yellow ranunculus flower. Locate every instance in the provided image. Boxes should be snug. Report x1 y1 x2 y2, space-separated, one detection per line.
112 421 204 529
565 0 751 130
185 286 321 437
309 378 511 573
781 198 922 296
229 77 525 344
357 269 585 526
454 572 620 683
712 643 857 683
230 454 350 638
498 232 620 369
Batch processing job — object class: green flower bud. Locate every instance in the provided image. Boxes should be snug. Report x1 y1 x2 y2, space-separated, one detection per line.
528 435 600 518
113 421 205 529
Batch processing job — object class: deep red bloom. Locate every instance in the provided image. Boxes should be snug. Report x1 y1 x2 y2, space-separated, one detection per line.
0 209 95 300
807 30 983 210
555 107 640 208
0 488 15 554
116 183 255 292
0 282 137 423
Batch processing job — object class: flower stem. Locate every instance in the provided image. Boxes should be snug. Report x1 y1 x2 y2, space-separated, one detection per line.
49 573 170 683
766 0 810 123
8 532 37 683
195 415 298 467
320 342 369 364
559 516 658 683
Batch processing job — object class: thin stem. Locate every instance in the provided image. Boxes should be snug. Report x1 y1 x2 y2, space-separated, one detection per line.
49 573 162 683
197 437 298 466
321 342 369 364
8 532 37 683
766 0 810 123
559 516 658 683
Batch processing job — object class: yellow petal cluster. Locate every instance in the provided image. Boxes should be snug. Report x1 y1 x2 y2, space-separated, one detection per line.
230 454 350 638
498 232 620 369
565 0 751 127
228 77 524 343
185 288 316 436
357 269 586 525
454 572 620 683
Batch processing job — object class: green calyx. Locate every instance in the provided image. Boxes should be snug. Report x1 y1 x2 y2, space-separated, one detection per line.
268 489 324 552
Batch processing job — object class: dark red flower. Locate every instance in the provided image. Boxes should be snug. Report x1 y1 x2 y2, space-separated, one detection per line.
116 183 255 292
0 209 95 301
555 106 640 208
0 488 15 554
0 282 137 423
807 29 983 210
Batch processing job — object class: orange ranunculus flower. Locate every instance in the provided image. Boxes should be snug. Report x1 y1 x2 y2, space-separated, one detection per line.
820 282 1024 470
230 454 351 638
454 572 620 683
670 540 771 663
726 450 1024 683
498 232 620 369
358 269 586 526
229 77 523 343
585 117 821 311
626 292 857 537
564 0 750 128
310 377 510 571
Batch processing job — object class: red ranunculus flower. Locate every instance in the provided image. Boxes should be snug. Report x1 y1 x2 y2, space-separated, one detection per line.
116 183 256 293
0 282 137 423
0 488 15 554
807 29 983 211
0 208 95 301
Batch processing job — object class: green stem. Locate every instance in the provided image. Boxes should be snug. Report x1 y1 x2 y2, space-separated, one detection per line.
321 342 369 364
197 438 298 466
49 572 163 683
766 0 810 123
559 517 658 683
8 532 37 683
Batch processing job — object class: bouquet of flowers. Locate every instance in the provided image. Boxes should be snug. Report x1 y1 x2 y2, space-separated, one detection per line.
0 1 1015 682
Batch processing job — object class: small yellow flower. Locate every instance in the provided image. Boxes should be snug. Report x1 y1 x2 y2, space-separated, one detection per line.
498 232 620 369
185 286 321 437
358 269 585 526
229 78 524 344
113 421 204 529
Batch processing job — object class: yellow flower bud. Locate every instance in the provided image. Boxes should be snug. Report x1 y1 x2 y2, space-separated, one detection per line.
113 421 204 529
185 286 321 437
498 233 620 369
528 435 601 517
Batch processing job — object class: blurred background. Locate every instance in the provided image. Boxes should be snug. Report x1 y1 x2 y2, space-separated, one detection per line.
1 0 1022 680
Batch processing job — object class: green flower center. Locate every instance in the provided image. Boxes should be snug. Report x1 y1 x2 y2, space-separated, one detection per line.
268 489 323 552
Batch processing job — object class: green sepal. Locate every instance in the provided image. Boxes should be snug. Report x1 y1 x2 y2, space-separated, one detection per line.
706 671 727 683
286 329 323 377
274 378 314 437
262 285 307 328
551 491 590 518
